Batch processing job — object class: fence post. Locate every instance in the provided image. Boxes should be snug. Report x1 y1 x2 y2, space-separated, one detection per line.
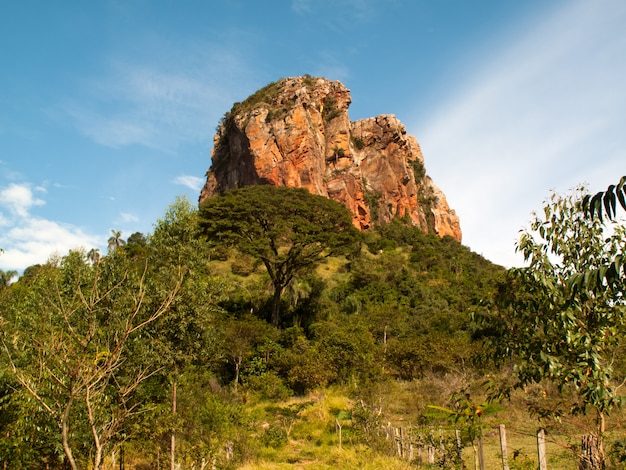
478 437 486 470
499 424 510 470
395 427 403 458
428 428 435 465
455 429 464 470
537 429 547 470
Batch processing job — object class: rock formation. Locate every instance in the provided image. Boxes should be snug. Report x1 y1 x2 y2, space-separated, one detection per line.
199 76 461 241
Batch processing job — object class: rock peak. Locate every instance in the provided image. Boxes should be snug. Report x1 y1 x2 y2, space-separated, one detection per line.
199 76 461 241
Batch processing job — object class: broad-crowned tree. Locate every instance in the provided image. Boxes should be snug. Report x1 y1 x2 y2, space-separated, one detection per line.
199 185 361 326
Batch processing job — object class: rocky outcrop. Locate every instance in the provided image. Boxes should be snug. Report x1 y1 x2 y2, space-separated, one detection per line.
199 76 461 241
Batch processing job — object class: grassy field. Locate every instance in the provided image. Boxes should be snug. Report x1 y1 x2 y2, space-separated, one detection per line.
229 385 626 470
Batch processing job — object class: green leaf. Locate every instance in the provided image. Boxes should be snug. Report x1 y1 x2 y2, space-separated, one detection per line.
617 185 626 212
603 185 616 220
590 192 603 222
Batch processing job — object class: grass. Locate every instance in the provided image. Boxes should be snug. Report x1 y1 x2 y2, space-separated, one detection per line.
231 383 626 469
239 446 414 470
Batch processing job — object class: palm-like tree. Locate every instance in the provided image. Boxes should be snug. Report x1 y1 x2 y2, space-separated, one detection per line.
0 269 17 288
87 248 101 264
107 230 126 253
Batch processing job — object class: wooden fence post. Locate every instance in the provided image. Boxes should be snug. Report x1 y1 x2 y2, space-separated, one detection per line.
478 437 486 470
537 429 547 470
428 428 435 465
395 427 403 458
455 429 464 470
499 424 510 470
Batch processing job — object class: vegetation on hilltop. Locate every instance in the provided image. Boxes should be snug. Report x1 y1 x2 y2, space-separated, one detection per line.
218 75 323 130
1 183 625 469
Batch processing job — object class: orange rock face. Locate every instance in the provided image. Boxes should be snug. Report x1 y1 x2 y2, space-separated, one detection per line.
199 76 462 241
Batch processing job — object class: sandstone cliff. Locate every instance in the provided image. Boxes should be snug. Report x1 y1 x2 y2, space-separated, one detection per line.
199 76 461 241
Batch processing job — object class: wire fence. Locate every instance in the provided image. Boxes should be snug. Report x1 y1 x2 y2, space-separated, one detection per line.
383 423 601 469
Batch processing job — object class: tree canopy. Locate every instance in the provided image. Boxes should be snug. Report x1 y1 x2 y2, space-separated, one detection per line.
476 186 626 469
0 249 184 470
199 185 361 326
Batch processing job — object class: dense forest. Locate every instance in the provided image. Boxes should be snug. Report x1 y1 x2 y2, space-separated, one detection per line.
1 181 625 469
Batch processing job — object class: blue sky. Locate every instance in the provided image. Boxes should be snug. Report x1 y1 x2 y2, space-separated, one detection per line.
1 0 625 271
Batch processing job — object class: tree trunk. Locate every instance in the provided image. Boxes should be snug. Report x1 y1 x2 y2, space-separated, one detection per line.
579 411 606 470
86 387 104 470
171 380 177 470
271 284 284 327
579 434 604 469
61 396 79 470
234 357 242 390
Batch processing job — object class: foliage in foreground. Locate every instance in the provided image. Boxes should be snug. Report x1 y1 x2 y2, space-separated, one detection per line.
2 181 626 468
475 185 626 469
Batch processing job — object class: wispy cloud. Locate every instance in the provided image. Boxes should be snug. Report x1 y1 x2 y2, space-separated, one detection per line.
0 183 102 271
291 0 312 14
417 0 626 267
173 175 204 191
291 0 377 21
119 212 139 223
61 42 253 152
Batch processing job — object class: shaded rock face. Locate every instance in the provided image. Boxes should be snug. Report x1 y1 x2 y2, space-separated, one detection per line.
199 76 461 241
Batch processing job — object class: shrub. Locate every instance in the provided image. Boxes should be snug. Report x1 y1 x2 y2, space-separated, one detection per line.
261 425 288 448
351 136 365 150
322 96 342 122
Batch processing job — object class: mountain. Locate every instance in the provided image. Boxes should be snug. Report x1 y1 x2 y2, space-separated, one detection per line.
199 76 462 241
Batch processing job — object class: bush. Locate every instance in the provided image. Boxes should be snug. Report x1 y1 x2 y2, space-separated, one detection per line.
322 96 342 122
261 425 288 448
231 254 257 276
244 372 292 401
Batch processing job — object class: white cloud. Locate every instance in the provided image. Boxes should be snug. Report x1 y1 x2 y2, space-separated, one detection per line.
0 217 102 272
0 212 10 226
417 0 626 268
173 175 204 191
119 212 139 223
0 183 104 272
0 183 45 217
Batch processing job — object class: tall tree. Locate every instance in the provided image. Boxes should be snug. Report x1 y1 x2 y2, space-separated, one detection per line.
147 196 226 469
476 186 626 469
1 249 183 470
107 229 126 252
199 185 361 326
0 269 17 288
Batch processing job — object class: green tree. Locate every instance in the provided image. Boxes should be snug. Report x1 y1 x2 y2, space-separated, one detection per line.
221 313 276 390
1 249 183 470
87 248 101 264
199 185 360 326
146 196 226 469
107 229 126 252
476 186 626 469
124 231 148 260
0 269 17 288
